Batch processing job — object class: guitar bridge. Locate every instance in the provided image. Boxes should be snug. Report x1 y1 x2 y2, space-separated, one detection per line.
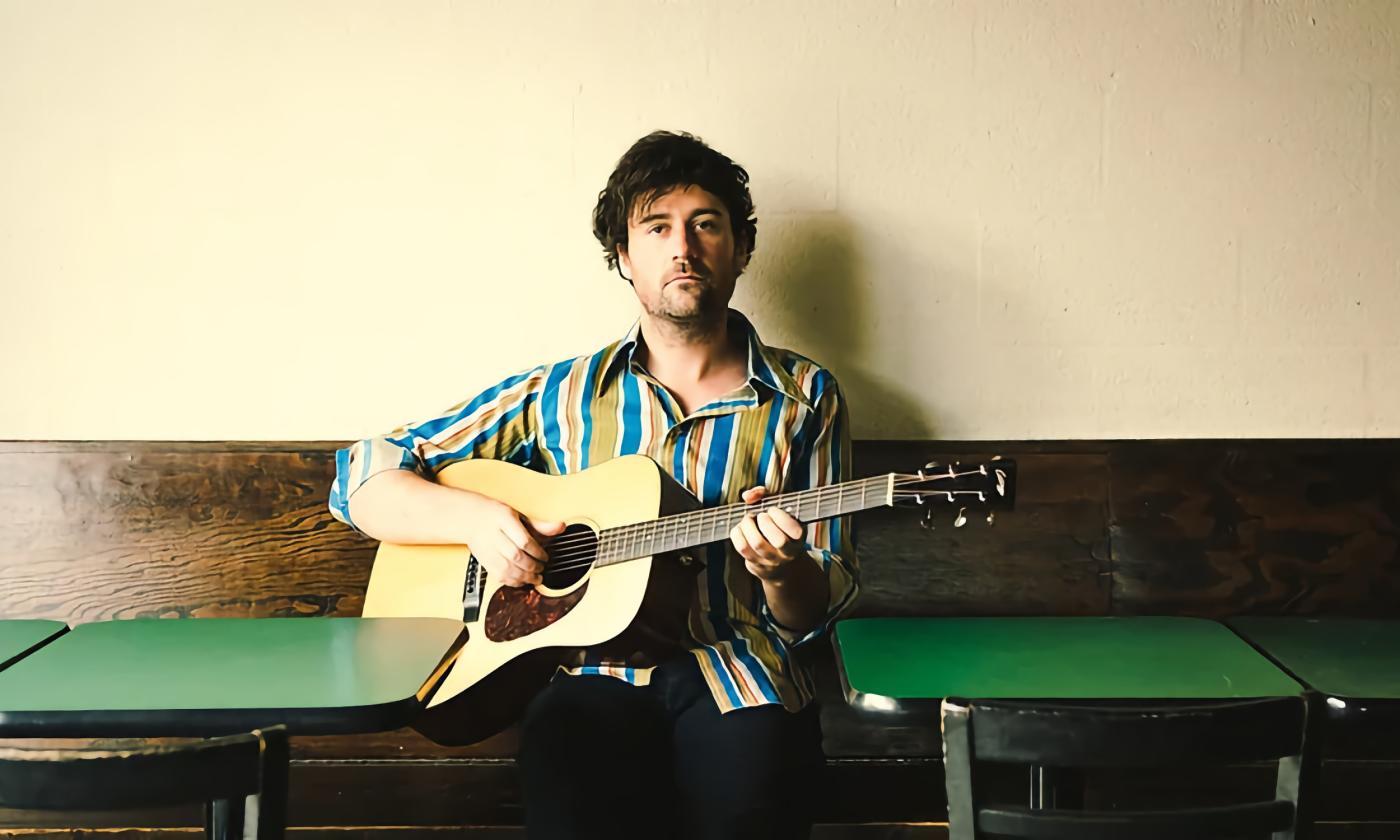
462 555 484 623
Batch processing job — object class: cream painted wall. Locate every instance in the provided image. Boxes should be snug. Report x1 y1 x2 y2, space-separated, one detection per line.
1 0 1396 441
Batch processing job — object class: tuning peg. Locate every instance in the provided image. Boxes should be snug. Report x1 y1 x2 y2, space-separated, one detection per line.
986 511 996 526
954 507 968 528
920 507 936 530
924 461 940 470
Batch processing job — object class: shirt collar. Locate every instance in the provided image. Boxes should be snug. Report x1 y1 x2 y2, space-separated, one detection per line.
600 310 812 410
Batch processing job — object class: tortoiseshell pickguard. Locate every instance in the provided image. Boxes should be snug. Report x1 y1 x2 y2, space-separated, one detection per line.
483 582 589 642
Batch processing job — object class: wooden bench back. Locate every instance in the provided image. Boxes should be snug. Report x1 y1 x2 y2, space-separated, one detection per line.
3 440 1395 625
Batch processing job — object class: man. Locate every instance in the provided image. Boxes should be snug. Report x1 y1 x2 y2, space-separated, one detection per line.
329 131 858 839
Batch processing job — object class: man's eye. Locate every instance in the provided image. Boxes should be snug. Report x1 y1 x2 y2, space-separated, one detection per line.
696 220 716 231
649 225 666 235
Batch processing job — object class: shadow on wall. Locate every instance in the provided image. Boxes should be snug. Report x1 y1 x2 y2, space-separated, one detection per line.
753 212 940 440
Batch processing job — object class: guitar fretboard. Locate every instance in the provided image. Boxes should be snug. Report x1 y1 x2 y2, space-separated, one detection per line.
593 475 892 566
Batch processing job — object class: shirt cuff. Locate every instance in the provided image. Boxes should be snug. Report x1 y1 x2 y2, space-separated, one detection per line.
760 547 858 648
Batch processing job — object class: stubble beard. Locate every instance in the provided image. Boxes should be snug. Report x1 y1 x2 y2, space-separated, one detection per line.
647 279 727 340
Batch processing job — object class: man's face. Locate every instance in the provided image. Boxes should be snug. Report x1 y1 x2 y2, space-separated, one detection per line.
618 185 746 326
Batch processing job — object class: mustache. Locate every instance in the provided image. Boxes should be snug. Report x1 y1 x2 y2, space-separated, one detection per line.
666 264 710 282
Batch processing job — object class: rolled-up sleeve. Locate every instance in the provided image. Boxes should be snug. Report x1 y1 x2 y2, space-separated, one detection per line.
763 374 859 647
328 365 548 533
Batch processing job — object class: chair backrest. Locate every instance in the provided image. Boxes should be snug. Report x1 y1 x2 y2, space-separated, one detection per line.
0 725 288 840
941 694 1321 840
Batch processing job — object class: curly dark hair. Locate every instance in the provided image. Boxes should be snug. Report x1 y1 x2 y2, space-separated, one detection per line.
592 131 757 274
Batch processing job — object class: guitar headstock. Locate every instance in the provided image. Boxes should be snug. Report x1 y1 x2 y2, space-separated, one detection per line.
891 458 1017 529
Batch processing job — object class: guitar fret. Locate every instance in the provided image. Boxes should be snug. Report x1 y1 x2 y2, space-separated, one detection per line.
598 464 1009 566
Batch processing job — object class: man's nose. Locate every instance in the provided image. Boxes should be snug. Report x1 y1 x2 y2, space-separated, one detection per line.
673 225 698 261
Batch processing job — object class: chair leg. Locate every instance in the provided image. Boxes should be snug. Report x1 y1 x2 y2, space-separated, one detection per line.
205 797 245 840
1276 692 1323 840
942 701 976 840
255 725 289 840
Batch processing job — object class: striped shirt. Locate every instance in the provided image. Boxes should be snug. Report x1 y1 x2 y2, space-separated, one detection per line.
329 310 858 713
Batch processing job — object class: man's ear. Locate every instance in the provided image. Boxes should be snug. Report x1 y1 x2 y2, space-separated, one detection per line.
616 245 634 285
733 236 750 276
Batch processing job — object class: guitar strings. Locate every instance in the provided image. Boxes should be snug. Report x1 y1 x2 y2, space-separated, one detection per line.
534 488 992 577
519 472 991 568
515 469 989 560
526 476 885 556
536 489 988 578
503 478 873 561
539 483 859 572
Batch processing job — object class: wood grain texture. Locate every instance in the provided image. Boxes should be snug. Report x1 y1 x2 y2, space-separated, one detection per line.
1108 440 1400 616
13 439 1393 623
0 442 370 622
852 442 1111 617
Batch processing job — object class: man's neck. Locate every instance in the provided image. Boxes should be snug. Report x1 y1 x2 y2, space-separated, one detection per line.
634 311 747 392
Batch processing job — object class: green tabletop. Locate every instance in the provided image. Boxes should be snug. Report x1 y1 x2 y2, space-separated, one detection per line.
0 620 67 672
1229 617 1400 700
834 617 1301 710
0 617 466 737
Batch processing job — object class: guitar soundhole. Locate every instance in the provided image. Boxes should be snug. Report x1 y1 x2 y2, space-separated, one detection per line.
542 523 598 590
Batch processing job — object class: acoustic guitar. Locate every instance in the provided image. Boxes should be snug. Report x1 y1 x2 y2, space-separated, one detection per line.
360 453 1016 745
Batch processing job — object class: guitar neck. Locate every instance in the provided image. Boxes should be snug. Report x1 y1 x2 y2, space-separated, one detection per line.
595 475 891 567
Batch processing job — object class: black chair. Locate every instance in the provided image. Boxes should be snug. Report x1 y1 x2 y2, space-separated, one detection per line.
0 725 289 840
941 694 1321 840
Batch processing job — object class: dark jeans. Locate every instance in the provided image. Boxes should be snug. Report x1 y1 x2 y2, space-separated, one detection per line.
517 655 825 840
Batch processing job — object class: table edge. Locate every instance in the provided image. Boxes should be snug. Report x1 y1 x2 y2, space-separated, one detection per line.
0 623 69 674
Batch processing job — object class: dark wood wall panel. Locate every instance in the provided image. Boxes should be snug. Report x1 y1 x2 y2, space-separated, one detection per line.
0 441 1120 624
1107 441 1400 616
853 442 1111 617
5 439 1395 624
0 443 373 622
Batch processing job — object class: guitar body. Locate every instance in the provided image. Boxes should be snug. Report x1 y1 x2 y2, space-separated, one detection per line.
361 454 701 746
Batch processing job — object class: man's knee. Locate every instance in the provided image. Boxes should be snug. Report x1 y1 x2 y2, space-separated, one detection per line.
675 703 823 827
